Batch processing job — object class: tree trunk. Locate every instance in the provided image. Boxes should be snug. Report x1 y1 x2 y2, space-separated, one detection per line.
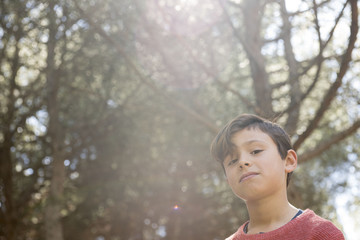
0 31 21 240
242 0 274 118
279 0 301 135
0 145 16 240
44 1 65 240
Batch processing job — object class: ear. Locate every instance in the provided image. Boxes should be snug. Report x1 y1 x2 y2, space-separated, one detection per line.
284 149 297 173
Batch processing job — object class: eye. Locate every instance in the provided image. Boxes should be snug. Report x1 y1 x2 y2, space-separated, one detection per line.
228 158 238 166
251 149 263 155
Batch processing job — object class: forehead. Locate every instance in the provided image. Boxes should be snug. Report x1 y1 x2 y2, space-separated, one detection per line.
231 128 276 147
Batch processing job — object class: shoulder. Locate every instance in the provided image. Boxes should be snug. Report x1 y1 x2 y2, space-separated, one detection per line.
299 209 345 239
224 232 236 240
224 221 248 240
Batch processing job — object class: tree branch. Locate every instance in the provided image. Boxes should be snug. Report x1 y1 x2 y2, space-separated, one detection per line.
276 0 349 121
288 0 331 17
299 119 360 163
219 0 274 117
278 0 302 134
74 2 219 133
293 0 358 150
172 35 263 115
298 0 348 76
149 1 263 115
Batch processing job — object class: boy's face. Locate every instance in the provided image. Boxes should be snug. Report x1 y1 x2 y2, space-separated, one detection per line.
223 128 296 201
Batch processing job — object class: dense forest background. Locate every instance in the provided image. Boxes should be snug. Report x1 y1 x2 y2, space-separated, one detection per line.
1 0 360 239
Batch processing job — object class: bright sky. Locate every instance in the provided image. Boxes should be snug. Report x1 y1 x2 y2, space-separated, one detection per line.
336 194 357 240
335 168 360 240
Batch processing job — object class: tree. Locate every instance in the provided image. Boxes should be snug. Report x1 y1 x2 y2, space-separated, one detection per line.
0 0 45 238
1 0 133 239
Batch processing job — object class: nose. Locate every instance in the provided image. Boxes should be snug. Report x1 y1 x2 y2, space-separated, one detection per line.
239 161 250 169
236 153 252 169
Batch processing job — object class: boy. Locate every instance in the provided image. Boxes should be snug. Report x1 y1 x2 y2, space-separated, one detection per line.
210 114 345 239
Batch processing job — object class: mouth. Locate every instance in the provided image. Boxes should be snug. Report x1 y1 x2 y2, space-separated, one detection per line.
239 172 259 182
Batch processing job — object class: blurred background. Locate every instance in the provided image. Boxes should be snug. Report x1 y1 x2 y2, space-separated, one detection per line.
0 0 360 239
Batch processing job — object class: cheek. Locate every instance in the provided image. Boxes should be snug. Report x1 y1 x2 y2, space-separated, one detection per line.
226 170 238 185
270 161 287 178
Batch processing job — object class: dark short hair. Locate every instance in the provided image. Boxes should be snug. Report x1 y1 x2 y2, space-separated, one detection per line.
210 114 293 186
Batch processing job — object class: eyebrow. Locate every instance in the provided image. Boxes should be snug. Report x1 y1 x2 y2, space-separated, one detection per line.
241 139 267 146
230 140 267 153
225 140 267 162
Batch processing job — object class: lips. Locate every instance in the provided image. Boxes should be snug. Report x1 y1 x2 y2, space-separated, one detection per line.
239 172 259 182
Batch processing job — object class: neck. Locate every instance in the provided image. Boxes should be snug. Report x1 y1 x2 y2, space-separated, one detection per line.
245 189 298 234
